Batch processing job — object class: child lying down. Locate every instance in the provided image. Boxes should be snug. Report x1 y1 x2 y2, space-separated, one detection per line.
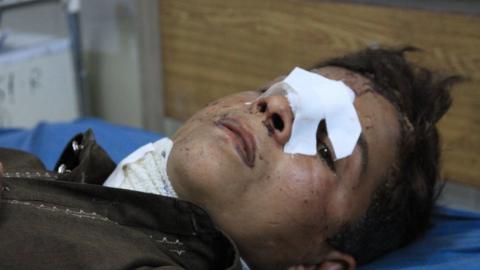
0 47 459 270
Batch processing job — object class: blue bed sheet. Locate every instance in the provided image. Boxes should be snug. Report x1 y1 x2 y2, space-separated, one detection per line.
0 118 163 169
1 118 479 269
363 207 480 269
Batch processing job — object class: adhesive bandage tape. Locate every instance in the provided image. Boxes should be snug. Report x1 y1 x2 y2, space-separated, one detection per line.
262 67 361 160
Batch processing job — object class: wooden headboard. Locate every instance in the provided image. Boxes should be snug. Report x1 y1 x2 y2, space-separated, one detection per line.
158 0 480 187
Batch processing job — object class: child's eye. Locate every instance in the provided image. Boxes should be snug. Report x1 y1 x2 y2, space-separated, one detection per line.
317 120 336 171
317 142 335 171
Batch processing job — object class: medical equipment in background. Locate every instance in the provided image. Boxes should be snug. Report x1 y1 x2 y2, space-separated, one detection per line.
0 0 86 128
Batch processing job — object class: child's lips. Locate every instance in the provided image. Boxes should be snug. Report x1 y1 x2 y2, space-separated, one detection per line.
215 117 257 168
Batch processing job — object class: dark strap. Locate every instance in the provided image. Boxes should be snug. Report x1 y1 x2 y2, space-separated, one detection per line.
54 129 116 185
0 129 115 185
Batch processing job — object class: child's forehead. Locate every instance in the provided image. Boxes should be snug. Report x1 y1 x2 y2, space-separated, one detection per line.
262 66 375 97
310 66 375 96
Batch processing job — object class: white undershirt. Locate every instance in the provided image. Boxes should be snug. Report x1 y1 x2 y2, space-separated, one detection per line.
103 138 250 270
103 138 177 197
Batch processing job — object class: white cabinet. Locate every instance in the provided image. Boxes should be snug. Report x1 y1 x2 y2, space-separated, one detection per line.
0 32 79 127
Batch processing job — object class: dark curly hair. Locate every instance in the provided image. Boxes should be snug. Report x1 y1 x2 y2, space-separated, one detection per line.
312 47 461 265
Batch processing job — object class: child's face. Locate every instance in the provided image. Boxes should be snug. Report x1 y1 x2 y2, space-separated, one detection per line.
168 66 400 269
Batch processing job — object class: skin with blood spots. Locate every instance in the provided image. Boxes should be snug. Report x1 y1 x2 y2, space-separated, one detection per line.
167 67 400 270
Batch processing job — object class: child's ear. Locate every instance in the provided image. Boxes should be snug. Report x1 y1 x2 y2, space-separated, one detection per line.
318 250 356 270
287 250 356 270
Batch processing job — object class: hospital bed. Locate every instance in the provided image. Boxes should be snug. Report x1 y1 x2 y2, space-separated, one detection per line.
1 0 479 269
0 118 479 269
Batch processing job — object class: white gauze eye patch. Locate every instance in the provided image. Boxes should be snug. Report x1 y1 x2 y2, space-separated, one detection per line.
261 67 361 160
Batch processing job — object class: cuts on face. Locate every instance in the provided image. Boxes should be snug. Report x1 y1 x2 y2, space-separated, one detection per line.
167 66 400 269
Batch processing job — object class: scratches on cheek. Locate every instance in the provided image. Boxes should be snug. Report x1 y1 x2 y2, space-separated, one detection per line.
207 100 219 107
363 116 374 131
179 146 191 158
204 107 216 114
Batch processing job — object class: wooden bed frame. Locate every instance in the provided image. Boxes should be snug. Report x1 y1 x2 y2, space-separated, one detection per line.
156 0 480 187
